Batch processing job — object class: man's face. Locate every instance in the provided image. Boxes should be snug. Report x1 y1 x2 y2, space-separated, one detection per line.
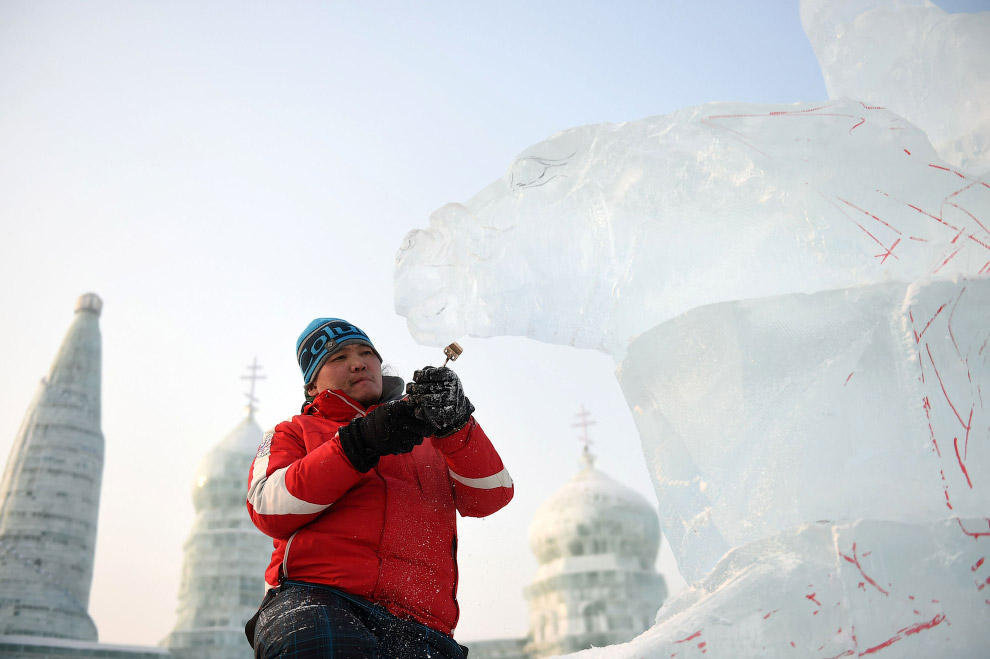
309 343 383 406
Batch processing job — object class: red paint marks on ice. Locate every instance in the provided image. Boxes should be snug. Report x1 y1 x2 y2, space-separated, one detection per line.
973 558 985 572
902 614 947 637
957 519 990 538
822 628 857 659
856 615 947 656
807 593 822 606
954 437 973 488
922 397 943 464
934 244 964 273
947 287 967 358
839 198 903 235
859 636 900 655
913 305 947 343
906 202 960 231
877 238 901 263
763 609 780 620
702 103 873 156
965 408 973 458
927 343 970 431
904 149 911 155
947 200 990 237
927 163 973 181
842 543 890 596
675 630 702 644
845 372 854 386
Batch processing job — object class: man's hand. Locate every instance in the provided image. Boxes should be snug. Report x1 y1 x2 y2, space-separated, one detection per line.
406 366 475 437
338 399 432 472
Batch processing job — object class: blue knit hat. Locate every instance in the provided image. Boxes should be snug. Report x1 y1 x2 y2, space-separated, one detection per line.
296 318 381 384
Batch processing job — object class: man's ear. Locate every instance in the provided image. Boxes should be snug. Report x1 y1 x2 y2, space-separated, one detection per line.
305 383 317 397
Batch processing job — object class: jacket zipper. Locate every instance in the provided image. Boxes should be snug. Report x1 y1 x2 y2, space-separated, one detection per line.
282 529 299 581
372 465 388 599
451 535 460 626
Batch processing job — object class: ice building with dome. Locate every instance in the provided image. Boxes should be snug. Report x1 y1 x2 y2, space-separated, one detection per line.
0 295 168 659
523 447 666 656
162 363 273 659
470 416 666 659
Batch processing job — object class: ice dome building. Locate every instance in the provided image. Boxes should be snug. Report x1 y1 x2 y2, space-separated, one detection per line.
523 448 667 657
162 366 272 659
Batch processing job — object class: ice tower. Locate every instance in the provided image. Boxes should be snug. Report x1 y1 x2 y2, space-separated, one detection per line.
0 293 105 641
162 361 272 659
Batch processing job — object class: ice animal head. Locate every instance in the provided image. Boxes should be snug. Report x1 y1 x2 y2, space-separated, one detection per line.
395 99 989 359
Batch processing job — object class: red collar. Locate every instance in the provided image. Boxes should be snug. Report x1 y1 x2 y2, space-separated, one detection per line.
305 389 371 421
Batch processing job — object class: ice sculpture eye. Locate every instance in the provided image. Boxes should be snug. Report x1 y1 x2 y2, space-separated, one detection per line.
506 152 576 190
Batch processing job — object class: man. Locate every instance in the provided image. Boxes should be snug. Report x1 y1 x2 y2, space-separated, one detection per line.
246 318 513 658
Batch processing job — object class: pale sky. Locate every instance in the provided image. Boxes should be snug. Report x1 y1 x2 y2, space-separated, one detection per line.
1 0 987 647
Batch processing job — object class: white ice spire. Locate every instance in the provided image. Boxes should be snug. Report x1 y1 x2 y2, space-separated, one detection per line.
0 293 104 641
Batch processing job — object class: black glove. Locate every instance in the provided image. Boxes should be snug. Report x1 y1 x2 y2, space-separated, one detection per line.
338 399 432 472
405 366 475 437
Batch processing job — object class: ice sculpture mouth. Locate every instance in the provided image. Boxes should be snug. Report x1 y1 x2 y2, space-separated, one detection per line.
394 208 491 346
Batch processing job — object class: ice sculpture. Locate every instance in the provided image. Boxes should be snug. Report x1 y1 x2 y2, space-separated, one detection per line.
394 0 989 656
801 0 990 174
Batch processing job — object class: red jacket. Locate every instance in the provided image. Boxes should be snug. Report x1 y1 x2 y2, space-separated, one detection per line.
246 388 513 635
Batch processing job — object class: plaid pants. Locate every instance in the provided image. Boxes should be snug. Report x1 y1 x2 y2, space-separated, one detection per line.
250 581 468 659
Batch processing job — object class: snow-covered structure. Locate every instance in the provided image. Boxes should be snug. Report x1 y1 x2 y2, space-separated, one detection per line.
0 294 169 658
394 1 990 655
524 449 666 656
0 293 105 641
162 376 271 659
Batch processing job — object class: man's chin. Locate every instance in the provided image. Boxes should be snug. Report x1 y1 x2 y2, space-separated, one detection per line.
349 383 383 407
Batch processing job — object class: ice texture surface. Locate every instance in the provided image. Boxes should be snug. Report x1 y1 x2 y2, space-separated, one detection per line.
802 0 990 175
394 0 990 655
